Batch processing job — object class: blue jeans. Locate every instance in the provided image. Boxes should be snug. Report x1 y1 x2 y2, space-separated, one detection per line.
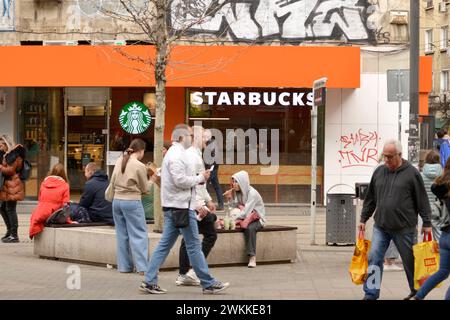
145 209 216 289
415 231 450 300
363 226 416 300
112 199 148 273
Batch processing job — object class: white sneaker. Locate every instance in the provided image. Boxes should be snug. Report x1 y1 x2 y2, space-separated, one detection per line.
384 264 403 272
248 256 256 268
186 269 201 284
175 274 200 286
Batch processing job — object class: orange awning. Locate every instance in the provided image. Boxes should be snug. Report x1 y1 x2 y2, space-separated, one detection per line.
0 45 360 88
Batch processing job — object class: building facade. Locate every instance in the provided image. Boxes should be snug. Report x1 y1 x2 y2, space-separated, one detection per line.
0 0 431 204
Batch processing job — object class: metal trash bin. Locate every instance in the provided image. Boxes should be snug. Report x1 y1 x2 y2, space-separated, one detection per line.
326 184 356 245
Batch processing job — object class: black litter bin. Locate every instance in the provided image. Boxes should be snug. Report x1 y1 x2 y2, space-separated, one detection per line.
326 184 356 245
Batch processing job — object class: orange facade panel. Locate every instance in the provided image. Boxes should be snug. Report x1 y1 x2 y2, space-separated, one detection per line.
0 45 360 88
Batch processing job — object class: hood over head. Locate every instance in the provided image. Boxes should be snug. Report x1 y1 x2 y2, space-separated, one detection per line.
232 170 251 203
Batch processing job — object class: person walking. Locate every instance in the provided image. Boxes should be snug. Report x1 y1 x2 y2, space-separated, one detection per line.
413 157 450 300
140 124 230 295
204 129 224 210
176 126 217 286
359 139 432 300
421 150 444 241
0 135 25 243
110 138 151 275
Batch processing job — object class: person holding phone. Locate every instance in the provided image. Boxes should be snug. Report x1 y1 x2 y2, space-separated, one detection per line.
175 125 219 287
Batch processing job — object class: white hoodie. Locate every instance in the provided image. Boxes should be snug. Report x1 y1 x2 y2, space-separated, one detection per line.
231 170 266 226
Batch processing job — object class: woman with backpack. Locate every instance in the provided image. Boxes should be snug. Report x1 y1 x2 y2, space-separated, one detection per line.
421 150 444 241
413 157 450 300
0 135 25 243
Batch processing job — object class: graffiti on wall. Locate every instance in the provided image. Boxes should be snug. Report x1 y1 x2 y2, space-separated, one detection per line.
338 129 381 169
0 0 14 31
170 0 376 43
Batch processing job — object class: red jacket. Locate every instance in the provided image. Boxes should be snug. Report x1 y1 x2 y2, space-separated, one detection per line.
29 176 71 239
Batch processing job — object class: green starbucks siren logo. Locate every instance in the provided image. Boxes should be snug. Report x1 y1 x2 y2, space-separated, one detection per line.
119 102 152 134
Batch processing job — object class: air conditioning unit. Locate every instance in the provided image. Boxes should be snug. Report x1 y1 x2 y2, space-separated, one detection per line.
91 40 126 46
439 1 448 12
43 40 77 46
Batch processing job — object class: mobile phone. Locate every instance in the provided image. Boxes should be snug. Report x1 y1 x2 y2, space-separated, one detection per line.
209 165 215 171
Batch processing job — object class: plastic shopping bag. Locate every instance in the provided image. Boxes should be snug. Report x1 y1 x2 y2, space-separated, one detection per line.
413 232 441 290
349 231 371 285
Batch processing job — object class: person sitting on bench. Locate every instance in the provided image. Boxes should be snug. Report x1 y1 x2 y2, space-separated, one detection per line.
223 170 266 268
70 162 114 225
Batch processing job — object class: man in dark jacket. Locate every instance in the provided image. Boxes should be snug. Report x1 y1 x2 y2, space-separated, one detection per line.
71 162 113 224
359 139 432 300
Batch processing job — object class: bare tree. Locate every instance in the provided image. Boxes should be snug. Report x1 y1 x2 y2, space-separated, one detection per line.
102 0 230 231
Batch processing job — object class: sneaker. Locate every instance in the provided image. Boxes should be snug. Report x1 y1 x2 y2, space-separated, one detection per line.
2 236 19 243
383 264 403 272
203 281 230 295
248 256 256 268
176 274 201 286
403 291 417 300
186 269 201 283
139 282 167 294
1 232 10 241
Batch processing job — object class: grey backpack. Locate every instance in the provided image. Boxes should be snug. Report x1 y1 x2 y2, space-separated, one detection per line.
431 200 450 230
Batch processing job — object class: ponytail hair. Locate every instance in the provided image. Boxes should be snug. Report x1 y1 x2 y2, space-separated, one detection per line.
121 138 146 173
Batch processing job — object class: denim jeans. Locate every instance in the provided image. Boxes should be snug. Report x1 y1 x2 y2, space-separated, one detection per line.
145 209 216 289
112 199 148 273
208 166 223 208
415 231 450 300
363 226 416 300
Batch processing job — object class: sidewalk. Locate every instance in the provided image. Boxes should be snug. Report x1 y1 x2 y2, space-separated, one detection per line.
0 208 448 300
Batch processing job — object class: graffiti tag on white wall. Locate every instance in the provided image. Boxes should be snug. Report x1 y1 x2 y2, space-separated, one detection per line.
0 0 14 31
170 0 375 42
338 128 380 169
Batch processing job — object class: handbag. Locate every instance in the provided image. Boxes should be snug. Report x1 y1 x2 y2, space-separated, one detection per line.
105 172 116 202
172 188 193 228
239 210 260 229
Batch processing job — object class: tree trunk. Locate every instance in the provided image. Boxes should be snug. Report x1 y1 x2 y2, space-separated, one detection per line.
153 0 168 232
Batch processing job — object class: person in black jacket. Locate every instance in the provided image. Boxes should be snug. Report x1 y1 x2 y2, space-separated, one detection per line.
359 139 432 300
70 162 114 225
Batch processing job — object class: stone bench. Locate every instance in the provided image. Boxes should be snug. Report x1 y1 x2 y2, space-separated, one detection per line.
33 225 298 269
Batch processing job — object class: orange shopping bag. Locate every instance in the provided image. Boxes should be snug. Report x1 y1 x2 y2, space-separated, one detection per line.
413 232 441 290
349 231 371 285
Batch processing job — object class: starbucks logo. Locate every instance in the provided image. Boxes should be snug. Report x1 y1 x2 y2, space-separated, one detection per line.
119 102 151 134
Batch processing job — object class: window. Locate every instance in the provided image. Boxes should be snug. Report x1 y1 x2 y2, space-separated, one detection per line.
426 0 434 9
441 70 449 92
425 29 434 52
441 26 448 50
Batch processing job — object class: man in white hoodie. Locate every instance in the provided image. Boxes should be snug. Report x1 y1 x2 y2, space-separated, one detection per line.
176 126 218 286
140 124 230 295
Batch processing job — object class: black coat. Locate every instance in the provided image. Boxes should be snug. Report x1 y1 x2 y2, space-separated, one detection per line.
79 170 114 224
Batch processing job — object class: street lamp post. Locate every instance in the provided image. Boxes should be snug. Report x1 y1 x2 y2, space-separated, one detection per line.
311 77 327 245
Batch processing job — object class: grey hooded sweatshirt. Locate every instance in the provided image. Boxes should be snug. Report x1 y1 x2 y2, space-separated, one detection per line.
421 163 443 204
231 170 266 226
360 160 432 234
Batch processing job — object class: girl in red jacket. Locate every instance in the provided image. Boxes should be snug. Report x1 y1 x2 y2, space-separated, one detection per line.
29 163 72 239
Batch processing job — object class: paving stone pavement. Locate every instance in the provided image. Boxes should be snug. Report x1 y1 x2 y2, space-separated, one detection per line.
0 208 448 300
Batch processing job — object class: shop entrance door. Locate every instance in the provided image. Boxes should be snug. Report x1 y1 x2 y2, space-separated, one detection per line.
64 88 110 200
